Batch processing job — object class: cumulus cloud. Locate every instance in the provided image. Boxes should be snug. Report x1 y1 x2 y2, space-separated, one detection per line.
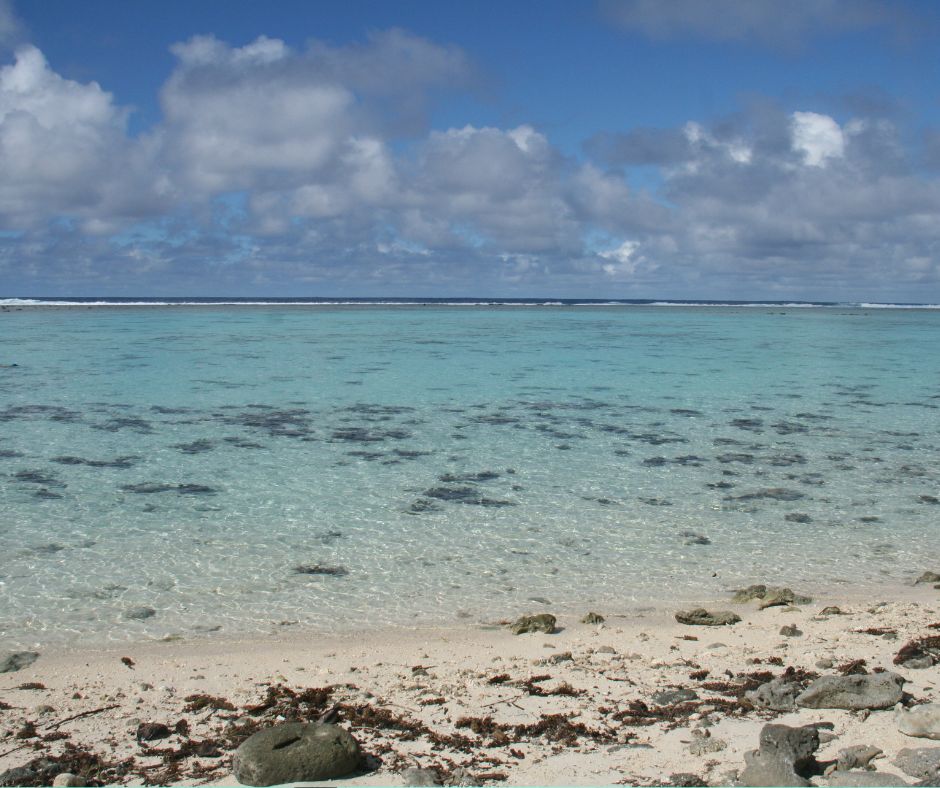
790 111 845 166
0 46 171 230
0 25 939 299
601 0 898 48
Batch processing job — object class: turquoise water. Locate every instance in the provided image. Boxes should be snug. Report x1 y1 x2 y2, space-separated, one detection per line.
1 305 939 648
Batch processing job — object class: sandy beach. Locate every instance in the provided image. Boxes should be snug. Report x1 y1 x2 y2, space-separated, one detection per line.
2 579 939 786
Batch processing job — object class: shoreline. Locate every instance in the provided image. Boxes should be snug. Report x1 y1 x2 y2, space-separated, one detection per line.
4 575 935 654
2 580 938 786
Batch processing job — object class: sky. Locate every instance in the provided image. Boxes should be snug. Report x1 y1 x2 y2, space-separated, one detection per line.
1 0 939 299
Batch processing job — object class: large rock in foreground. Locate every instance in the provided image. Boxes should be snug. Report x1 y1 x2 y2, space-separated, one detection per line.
796 672 905 710
232 722 362 786
739 723 820 787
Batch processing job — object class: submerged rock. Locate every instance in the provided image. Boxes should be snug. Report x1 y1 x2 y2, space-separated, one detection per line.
232 722 362 786
124 606 157 620
897 704 940 741
510 613 556 635
915 572 940 585
796 672 905 710
0 651 39 673
675 608 741 626
292 564 349 577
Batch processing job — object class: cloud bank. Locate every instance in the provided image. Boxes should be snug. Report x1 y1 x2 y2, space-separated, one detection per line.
0 26 938 299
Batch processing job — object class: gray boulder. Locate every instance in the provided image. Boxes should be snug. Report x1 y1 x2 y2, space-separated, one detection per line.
796 672 905 710
675 608 741 626
746 679 802 711
232 722 362 786
898 704 940 741
0 651 39 673
895 748 940 781
510 613 556 634
739 723 820 787
915 572 940 585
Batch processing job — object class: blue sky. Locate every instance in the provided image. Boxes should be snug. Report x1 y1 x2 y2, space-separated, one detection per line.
1 0 939 299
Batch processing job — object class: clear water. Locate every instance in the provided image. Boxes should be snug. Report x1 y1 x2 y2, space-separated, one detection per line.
1 304 938 649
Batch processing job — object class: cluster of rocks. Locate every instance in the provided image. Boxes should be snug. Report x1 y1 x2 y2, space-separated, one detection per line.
738 722 940 787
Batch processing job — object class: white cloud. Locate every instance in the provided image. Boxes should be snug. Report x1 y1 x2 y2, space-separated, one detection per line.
0 45 166 228
790 111 845 166
0 30 939 300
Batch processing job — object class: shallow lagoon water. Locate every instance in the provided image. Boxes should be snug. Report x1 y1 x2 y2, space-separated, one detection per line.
1 304 938 648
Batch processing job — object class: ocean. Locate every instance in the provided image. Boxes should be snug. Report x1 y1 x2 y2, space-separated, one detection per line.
1 299 939 648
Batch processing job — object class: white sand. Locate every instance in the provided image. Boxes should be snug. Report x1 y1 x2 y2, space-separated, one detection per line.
1 583 938 786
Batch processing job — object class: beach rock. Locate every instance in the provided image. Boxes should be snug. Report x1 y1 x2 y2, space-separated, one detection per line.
915 572 940 585
796 672 905 710
689 737 727 756
136 722 171 741
835 745 883 771
232 722 362 786
0 651 39 673
897 704 940 740
675 608 741 626
739 723 821 787
52 773 86 787
510 613 556 635
746 679 802 711
780 624 803 637
732 584 769 603
581 611 605 624
0 767 38 786
124 606 157 620
668 773 708 787
446 767 476 786
821 607 845 616
895 748 940 781
894 637 940 669
730 585 812 608
653 688 699 705
400 766 443 786
825 771 909 786
759 587 812 609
